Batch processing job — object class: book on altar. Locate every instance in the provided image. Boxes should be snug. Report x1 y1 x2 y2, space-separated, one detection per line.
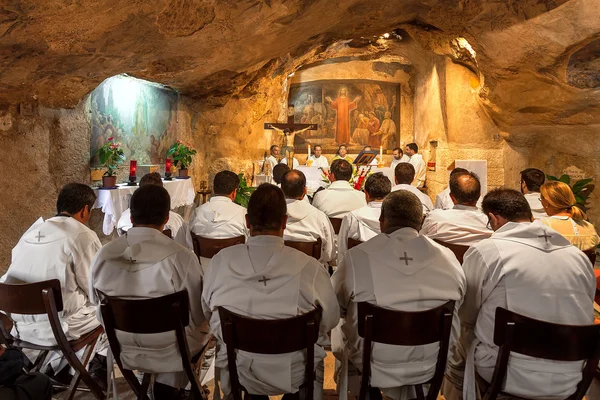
352 150 378 166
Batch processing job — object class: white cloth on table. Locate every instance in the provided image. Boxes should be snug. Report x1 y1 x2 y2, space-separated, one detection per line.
312 181 366 219
201 235 339 396
420 205 492 246
391 184 433 215
331 228 465 400
337 202 382 265
308 155 330 169
408 154 426 188
443 221 595 400
117 209 193 251
524 192 548 219
89 227 209 388
280 157 299 169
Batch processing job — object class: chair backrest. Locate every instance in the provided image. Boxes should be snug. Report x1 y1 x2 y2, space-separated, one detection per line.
190 233 245 259
284 238 322 260
433 239 469 264
163 229 173 238
347 238 362 250
0 279 63 315
583 247 596 266
329 217 343 234
487 307 600 400
357 300 455 400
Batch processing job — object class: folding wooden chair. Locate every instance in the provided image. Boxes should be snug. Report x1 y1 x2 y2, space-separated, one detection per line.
100 290 208 400
285 238 322 260
191 232 245 259
347 238 362 250
357 300 455 400
218 306 322 400
433 239 470 264
0 279 104 400
484 307 600 400
163 228 173 238
329 218 343 235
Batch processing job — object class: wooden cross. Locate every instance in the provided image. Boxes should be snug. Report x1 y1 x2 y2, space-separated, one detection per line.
263 104 318 134
36 232 45 242
538 232 552 243
258 276 271 286
399 252 413 266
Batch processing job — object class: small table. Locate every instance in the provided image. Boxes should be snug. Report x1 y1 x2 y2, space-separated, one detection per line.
197 189 212 205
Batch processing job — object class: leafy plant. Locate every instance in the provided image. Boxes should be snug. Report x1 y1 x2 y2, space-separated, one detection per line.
95 137 125 177
547 174 595 212
166 140 197 169
234 173 256 208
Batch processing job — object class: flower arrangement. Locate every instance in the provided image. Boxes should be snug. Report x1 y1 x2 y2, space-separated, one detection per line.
95 137 125 177
320 166 372 191
166 140 197 169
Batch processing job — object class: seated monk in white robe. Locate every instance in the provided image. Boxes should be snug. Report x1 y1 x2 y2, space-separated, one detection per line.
202 184 339 398
312 159 366 218
117 172 193 251
332 190 466 400
442 189 595 400
520 168 548 219
421 171 492 247
282 170 336 265
90 184 209 398
337 172 391 265
390 163 433 214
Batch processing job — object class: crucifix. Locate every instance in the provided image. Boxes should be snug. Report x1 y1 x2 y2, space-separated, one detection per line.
258 276 271 286
538 232 552 243
399 252 413 266
36 232 45 242
264 104 318 168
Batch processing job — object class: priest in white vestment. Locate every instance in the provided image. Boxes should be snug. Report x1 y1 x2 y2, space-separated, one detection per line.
307 145 330 169
267 145 280 171
280 156 300 169
337 172 391 265
202 184 339 398
520 167 548 219
116 173 193 250
282 170 336 265
191 170 248 239
90 184 209 397
442 189 595 400
1 183 101 347
405 143 426 188
332 190 466 400
390 163 433 214
390 147 410 171
312 159 366 218
421 171 492 246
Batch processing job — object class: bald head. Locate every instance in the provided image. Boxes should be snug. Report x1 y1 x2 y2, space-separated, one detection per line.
281 170 307 199
449 172 481 206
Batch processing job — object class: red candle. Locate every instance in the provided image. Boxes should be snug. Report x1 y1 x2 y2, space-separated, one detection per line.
165 158 172 174
129 160 137 178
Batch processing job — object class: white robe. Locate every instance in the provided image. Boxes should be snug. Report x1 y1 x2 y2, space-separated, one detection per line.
267 155 278 172
191 196 248 239
1 216 101 346
420 205 492 246
390 155 410 171
434 187 453 210
331 228 466 400
391 184 433 215
89 227 209 388
283 199 336 264
202 235 340 396
280 157 300 169
312 181 367 219
308 155 330 169
524 192 548 219
117 209 193 251
408 154 426 188
443 221 595 400
337 202 382 265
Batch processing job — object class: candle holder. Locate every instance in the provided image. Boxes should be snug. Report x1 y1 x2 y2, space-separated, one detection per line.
164 158 173 181
126 176 137 186
127 160 137 186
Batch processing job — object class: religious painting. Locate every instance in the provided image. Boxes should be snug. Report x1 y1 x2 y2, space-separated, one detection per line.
288 80 400 150
90 75 178 166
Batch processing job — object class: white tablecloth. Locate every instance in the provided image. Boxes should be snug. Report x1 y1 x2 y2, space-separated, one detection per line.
93 178 196 235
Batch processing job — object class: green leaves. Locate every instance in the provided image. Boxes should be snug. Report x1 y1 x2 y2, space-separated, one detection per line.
94 139 125 177
167 141 197 169
234 173 256 208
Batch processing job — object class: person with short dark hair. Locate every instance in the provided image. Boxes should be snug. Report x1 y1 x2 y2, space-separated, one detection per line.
421 171 491 246
404 142 426 187
520 168 548 219
191 170 247 242
332 189 465 398
117 172 193 250
391 163 434 214
337 173 392 263
307 145 330 169
90 184 208 398
312 159 366 218
434 167 470 210
272 163 290 186
281 170 336 265
390 146 409 170
443 188 594 399
332 144 353 164
202 184 339 397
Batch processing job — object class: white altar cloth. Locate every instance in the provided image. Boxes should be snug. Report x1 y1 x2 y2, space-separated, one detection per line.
93 178 195 235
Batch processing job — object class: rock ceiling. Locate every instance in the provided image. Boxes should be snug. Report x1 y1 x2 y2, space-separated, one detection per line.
1 0 599 136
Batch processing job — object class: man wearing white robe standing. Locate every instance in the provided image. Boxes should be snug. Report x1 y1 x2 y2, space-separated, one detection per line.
391 163 433 214
337 172 391 265
267 145 280 171
312 159 366 218
442 189 595 400
405 143 426 188
90 184 209 399
282 170 336 265
420 171 492 246
390 147 409 171
520 168 548 219
307 145 330 169
117 172 193 250
202 184 339 399
332 190 466 400
434 168 469 210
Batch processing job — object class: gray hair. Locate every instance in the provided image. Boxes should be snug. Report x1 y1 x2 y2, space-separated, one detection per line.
380 190 423 231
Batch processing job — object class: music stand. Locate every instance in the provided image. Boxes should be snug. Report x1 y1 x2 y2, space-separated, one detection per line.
352 150 379 166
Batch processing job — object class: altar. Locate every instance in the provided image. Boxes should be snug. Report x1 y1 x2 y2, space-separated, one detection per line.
93 178 196 235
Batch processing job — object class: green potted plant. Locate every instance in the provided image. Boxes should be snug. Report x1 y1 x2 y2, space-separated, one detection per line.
166 140 197 178
95 137 125 188
234 173 256 208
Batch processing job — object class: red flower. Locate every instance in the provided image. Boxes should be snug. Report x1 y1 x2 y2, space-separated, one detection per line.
107 137 114 141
